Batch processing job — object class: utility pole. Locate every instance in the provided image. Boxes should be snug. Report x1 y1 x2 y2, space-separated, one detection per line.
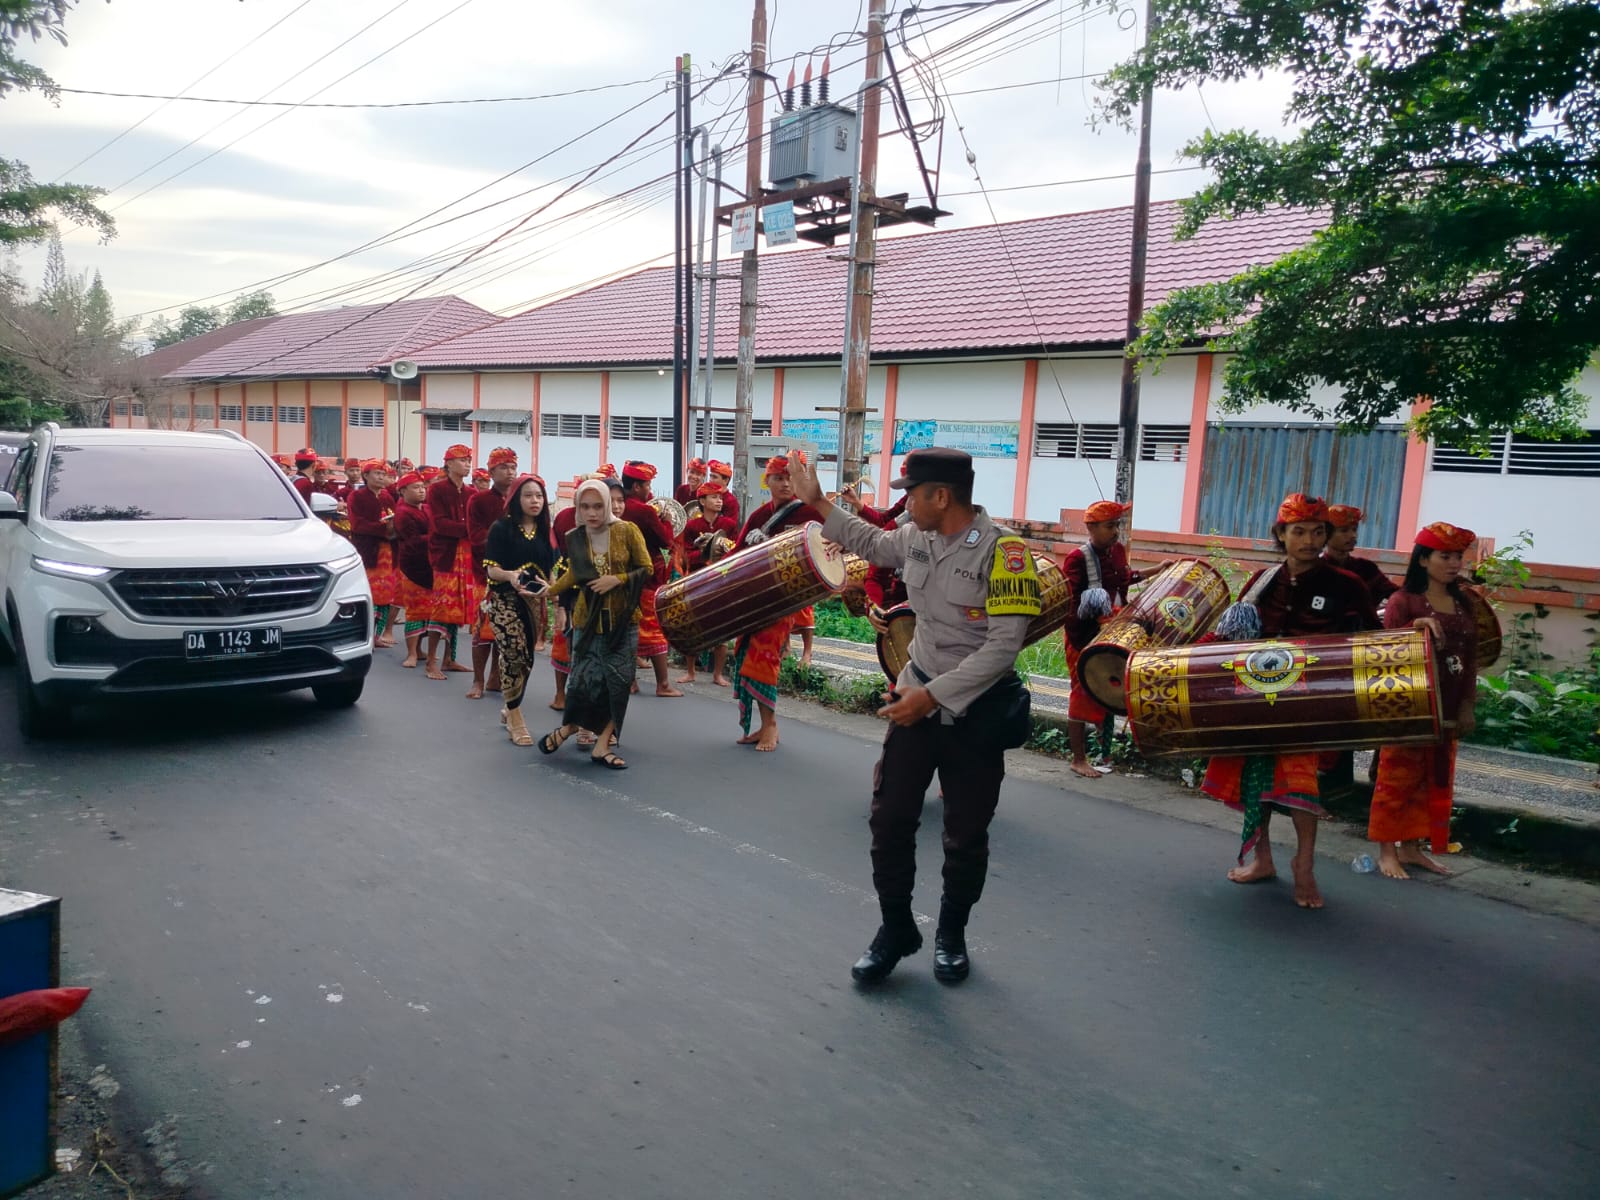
838 0 886 492
732 0 767 504
1114 0 1157 508
671 55 690 494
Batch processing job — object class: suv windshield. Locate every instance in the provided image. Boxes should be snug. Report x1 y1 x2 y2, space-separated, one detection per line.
42 443 306 521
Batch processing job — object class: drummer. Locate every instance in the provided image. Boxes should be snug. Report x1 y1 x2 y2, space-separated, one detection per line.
620 461 685 698
851 484 909 630
790 448 1040 984
1201 493 1379 909
1323 504 1398 608
731 453 824 750
1062 500 1141 779
677 481 738 687
707 459 741 527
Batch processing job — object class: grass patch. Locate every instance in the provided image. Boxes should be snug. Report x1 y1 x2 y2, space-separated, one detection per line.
812 598 1070 680
779 656 888 714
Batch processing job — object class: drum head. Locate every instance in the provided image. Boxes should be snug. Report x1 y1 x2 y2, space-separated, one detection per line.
807 522 848 588
876 605 916 680
1079 645 1133 714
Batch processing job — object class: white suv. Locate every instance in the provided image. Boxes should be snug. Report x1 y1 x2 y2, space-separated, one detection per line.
0 425 373 737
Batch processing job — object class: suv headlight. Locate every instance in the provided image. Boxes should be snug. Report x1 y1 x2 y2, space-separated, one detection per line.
33 557 112 580
328 551 362 574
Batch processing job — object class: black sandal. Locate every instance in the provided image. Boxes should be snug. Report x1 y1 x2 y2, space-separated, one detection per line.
539 728 571 755
591 751 628 770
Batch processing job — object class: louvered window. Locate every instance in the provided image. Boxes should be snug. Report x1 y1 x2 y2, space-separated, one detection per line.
1431 435 1508 474
113 401 128 416
540 413 601 439
691 416 771 444
246 405 274 423
172 405 189 419
1138 424 1190 462
195 405 214 420
1033 422 1120 459
348 407 385 428
609 415 676 443
219 404 243 421
424 414 468 432
1508 431 1600 476
277 404 306 424
476 419 527 436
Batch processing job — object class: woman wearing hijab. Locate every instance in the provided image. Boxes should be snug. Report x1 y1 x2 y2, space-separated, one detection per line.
538 479 653 769
481 475 556 746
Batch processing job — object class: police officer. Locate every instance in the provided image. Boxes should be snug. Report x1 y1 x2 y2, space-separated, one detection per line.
790 448 1041 984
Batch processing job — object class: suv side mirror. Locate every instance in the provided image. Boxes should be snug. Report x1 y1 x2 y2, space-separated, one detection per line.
0 492 21 520
307 492 338 516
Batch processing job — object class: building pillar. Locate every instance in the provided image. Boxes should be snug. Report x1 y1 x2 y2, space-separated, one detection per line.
340 380 349 459
1012 359 1038 522
878 364 901 501
1179 352 1213 534
598 371 610 464
1395 397 1430 549
770 366 784 435
530 372 542 475
471 373 482 462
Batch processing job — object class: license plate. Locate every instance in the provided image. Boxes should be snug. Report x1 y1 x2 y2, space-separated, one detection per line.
184 626 282 660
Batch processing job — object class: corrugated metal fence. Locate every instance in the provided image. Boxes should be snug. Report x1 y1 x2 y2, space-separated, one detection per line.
1196 423 1408 547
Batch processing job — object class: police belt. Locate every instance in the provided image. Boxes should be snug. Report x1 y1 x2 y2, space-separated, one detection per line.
907 660 1032 745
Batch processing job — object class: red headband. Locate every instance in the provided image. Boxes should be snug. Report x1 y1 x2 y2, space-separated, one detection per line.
1084 500 1131 524
396 472 422 489
1276 492 1328 525
487 447 518 469
707 460 731 479
622 460 658 482
1325 504 1363 529
443 444 472 463
696 480 724 497
687 458 707 473
1415 522 1475 553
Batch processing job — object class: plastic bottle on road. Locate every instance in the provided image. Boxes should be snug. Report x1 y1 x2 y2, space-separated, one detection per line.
1350 853 1376 874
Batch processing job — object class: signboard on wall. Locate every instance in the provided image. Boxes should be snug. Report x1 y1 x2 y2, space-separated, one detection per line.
892 420 1019 458
779 418 884 456
730 207 757 253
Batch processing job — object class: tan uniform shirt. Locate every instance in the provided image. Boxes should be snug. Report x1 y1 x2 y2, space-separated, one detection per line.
822 505 1040 717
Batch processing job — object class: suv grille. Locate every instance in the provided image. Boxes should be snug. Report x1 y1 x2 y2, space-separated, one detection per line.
111 565 330 620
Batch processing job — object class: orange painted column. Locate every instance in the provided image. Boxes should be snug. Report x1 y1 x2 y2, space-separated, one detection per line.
1394 397 1431 550
770 367 784 434
878 364 901 500
418 374 429 465
1011 359 1038 522
530 372 542 475
598 371 610 464
340 380 350 458
303 381 312 453
1179 352 1214 533
471 374 482 462
271 382 280 454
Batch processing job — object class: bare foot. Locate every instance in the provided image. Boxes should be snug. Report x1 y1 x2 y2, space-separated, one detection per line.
799 653 813 667
425 665 447 681
737 732 761 746
401 657 419 669
676 673 697 684
712 675 731 688
1069 759 1100 779
444 660 471 673
655 685 684 697
374 637 396 648
486 678 502 693
576 732 597 748
630 681 639 695
1291 856 1325 909
549 697 565 711
756 728 780 751
1227 858 1277 885
465 683 485 699
1397 843 1452 876
1378 844 1410 880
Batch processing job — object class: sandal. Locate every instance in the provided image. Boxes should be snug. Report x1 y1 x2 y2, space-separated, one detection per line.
591 751 628 770
538 728 572 755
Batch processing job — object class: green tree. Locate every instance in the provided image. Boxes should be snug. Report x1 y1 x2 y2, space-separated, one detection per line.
225 290 276 324
1 1 113 246
1098 0 1600 445
147 305 222 349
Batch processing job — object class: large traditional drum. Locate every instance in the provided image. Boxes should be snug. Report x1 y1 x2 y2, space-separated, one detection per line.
874 554 1073 680
1461 585 1502 668
1124 628 1443 758
1077 558 1231 713
657 521 847 654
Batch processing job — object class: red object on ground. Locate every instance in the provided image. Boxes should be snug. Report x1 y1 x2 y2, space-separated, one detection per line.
0 987 90 1046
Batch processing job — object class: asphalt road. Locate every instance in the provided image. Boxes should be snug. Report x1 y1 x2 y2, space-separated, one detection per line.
2 654 1599 1200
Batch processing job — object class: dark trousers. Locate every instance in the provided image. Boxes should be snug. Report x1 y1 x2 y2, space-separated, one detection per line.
870 714 1006 912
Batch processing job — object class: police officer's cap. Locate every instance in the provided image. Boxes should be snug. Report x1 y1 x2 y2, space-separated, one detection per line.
890 447 975 492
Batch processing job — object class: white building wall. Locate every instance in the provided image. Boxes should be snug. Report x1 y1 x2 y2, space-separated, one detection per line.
537 371 604 488
894 361 1019 517
421 373 474 465
476 372 535 468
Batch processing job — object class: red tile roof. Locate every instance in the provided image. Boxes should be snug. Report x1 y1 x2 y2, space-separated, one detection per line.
413 201 1324 369
137 315 281 379
163 295 496 381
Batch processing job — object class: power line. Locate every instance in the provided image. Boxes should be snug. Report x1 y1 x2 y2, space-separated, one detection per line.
940 164 1203 197
56 75 663 110
50 0 317 182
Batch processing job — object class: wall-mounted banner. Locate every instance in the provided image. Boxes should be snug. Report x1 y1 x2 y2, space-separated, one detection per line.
780 418 884 456
730 206 757 253
762 201 797 247
892 420 1019 458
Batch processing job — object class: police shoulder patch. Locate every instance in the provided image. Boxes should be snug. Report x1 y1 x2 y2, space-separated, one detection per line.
987 536 1042 616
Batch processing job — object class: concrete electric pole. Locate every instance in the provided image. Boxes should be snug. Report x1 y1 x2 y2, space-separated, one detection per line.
732 0 767 504
1114 0 1157 509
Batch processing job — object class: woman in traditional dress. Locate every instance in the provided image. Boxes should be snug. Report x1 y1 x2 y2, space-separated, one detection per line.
537 480 653 770
392 473 441 674
347 459 399 647
425 445 476 677
1368 522 1480 879
481 475 556 746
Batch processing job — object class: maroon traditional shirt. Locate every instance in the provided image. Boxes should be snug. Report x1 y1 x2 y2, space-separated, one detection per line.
425 478 470 573
1324 552 1399 606
1383 587 1478 716
737 499 824 548
466 486 511 584
393 501 433 589
1061 540 1142 651
346 487 394 569
682 514 737 571
857 497 908 609
1236 559 1381 638
622 498 677 587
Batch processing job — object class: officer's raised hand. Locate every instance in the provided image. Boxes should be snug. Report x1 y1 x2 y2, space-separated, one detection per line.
788 452 825 508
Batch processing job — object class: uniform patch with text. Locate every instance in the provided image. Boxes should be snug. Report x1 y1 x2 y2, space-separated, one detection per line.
987 537 1042 616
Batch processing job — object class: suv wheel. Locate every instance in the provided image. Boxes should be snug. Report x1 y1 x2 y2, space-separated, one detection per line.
12 619 69 739
312 679 364 709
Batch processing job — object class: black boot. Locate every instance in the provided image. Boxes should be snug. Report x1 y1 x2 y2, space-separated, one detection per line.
933 899 971 983
851 899 921 983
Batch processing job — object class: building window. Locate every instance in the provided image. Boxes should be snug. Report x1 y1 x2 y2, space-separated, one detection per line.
113 401 128 416
690 416 772 445
476 418 528 436
246 405 274 423
539 412 601 439
348 407 385 428
172 405 189 420
131 402 144 417
608 415 676 443
1432 431 1600 477
1138 424 1190 462
195 405 214 420
220 404 243 422
1033 422 1120 459
277 404 306 425
425 414 469 432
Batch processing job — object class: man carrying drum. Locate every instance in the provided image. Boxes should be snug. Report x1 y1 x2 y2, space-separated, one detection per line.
1323 503 1398 608
791 448 1041 985
1201 493 1379 909
1062 500 1140 779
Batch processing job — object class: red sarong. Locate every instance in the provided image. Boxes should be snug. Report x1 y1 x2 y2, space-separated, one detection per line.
1064 640 1107 723
367 543 399 608
430 541 477 627
636 586 668 658
792 604 816 630
734 616 790 734
1369 743 1456 852
1203 752 1327 863
551 629 571 678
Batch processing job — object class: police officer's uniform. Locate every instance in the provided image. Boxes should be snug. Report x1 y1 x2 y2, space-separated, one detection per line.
821 448 1040 983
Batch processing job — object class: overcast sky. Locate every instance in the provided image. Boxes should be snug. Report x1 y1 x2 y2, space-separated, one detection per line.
6 0 1294 330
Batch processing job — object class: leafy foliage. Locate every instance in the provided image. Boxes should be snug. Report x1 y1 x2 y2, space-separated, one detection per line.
1473 662 1600 762
147 291 278 349
1096 0 1600 446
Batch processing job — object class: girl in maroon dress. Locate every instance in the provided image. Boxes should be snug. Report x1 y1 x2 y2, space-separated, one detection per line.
1368 522 1481 879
